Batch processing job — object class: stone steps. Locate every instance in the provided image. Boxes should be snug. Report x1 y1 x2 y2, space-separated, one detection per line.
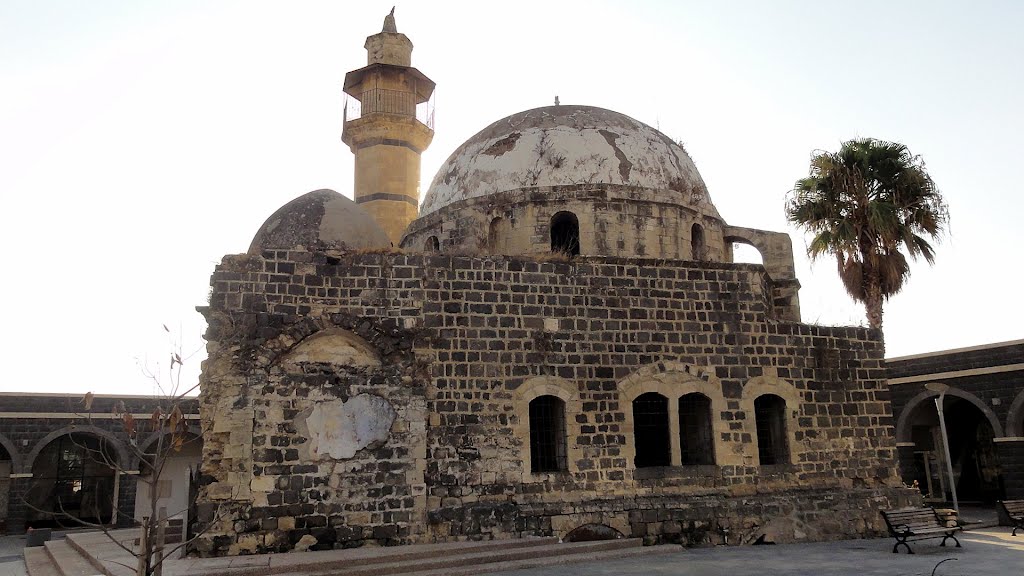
24 547 60 576
43 540 103 576
61 530 679 576
403 542 680 576
262 538 663 576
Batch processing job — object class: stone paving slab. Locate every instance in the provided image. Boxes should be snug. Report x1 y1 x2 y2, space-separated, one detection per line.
43 527 1024 576
66 532 564 576
479 529 1024 576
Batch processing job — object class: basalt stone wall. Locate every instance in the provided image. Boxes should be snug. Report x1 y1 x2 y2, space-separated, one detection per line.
0 394 200 533
887 342 1024 499
193 251 917 556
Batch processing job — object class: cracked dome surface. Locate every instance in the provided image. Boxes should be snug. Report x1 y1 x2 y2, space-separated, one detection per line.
420 105 719 217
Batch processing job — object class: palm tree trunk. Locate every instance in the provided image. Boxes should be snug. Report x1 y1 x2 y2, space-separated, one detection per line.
865 280 883 331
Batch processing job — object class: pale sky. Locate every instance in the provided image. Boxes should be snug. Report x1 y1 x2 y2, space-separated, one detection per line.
1 1 1021 395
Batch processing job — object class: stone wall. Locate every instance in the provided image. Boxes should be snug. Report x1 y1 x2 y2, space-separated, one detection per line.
194 250 917 555
402 184 727 262
887 341 1024 499
0 393 200 533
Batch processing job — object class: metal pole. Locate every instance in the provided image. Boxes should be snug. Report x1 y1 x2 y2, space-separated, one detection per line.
934 394 959 515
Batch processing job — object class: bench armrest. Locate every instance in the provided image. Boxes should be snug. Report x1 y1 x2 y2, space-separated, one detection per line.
893 523 913 534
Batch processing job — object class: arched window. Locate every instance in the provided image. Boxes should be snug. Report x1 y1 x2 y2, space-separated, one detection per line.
754 394 789 465
691 223 705 260
550 211 580 256
678 393 715 465
633 392 670 467
425 236 439 252
488 217 507 253
529 395 566 473
27 434 117 527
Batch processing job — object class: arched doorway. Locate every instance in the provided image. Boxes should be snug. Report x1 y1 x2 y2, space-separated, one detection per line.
26 434 118 528
903 396 1004 504
134 432 203 526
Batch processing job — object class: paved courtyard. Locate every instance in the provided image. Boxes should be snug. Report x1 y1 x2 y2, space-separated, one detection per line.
1 527 1020 576
0 533 25 576
483 528 1023 576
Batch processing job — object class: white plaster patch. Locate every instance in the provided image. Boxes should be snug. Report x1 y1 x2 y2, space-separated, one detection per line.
303 394 397 460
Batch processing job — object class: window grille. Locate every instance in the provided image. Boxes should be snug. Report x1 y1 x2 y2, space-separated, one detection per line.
755 394 789 465
679 393 715 465
29 434 116 526
633 392 670 467
529 395 567 473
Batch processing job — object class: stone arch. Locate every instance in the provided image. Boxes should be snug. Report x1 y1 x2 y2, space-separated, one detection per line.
0 432 24 474
740 376 801 467
512 376 581 478
258 315 396 370
564 523 625 542
278 327 380 368
690 223 706 260
1007 388 1024 437
722 225 796 281
550 211 580 256
895 386 1004 443
488 216 510 254
619 362 732 467
25 425 131 473
425 235 440 252
130 426 203 471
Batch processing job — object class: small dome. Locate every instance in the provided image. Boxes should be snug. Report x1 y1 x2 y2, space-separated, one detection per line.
249 189 391 254
420 105 718 217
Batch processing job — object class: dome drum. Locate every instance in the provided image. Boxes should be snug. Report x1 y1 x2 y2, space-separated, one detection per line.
402 183 727 261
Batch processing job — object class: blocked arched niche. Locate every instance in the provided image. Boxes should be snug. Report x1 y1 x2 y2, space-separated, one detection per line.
895 386 1004 443
564 523 624 542
279 327 381 367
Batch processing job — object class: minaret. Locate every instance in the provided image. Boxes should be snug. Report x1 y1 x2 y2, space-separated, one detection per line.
342 9 435 244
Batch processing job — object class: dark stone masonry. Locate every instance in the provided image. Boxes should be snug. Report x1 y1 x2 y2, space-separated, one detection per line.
887 341 1024 502
0 394 200 533
193 251 917 555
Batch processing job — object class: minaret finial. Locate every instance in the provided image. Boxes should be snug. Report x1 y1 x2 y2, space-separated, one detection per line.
383 7 397 33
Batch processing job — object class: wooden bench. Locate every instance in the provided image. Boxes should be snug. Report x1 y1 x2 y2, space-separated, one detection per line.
998 500 1024 536
880 507 962 554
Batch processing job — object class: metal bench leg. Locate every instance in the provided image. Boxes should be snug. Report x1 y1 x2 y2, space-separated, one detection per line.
892 538 913 554
1013 524 1020 537
940 534 961 548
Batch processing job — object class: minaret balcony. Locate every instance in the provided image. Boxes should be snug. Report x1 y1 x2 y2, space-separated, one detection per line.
344 89 435 130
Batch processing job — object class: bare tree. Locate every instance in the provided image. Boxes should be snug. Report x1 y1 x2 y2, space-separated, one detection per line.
25 327 221 576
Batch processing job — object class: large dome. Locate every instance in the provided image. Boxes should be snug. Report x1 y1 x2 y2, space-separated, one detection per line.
420 105 718 216
249 189 391 254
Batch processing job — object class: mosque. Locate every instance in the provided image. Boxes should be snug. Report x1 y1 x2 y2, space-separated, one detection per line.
191 11 918 555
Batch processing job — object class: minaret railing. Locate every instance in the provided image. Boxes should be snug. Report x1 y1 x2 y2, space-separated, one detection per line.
343 91 435 129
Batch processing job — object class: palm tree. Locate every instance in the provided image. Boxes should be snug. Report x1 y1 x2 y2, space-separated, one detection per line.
786 138 948 331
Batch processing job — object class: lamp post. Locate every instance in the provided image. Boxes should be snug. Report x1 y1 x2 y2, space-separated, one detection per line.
924 382 959 515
